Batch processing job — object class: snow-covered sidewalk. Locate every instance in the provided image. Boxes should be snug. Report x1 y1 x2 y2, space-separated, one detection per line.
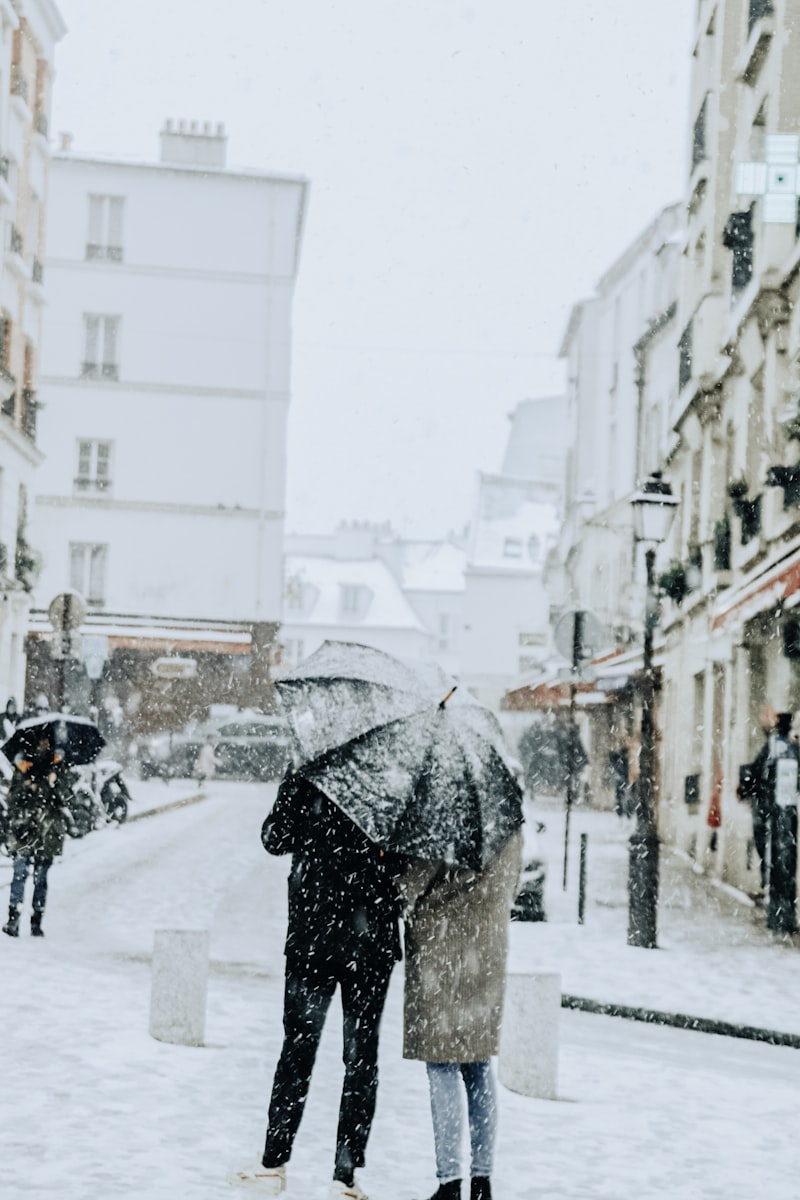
3 784 800 1199
517 796 800 1037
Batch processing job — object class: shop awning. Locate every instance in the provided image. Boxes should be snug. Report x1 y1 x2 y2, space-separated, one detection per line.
27 615 253 656
710 543 800 634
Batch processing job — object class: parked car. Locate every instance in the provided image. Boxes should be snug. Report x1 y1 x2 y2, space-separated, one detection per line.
212 715 290 780
511 819 547 922
136 710 290 782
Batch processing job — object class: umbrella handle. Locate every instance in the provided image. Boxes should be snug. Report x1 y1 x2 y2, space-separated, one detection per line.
438 687 457 710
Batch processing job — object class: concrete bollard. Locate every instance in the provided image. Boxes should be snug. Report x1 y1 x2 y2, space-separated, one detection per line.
498 971 561 1100
149 929 210 1046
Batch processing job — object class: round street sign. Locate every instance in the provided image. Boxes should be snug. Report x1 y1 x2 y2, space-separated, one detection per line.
48 590 87 631
554 609 604 666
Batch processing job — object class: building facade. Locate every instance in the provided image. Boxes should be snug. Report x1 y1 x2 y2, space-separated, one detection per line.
0 0 64 710
532 208 683 807
280 525 432 670
27 121 307 726
659 0 800 892
461 397 565 709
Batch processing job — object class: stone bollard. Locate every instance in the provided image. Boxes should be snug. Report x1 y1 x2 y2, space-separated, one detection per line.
149 929 210 1046
498 971 561 1100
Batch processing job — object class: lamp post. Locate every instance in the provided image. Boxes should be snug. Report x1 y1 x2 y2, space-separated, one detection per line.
627 472 678 949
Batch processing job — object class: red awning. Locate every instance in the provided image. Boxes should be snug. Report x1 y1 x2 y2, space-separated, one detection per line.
711 544 800 634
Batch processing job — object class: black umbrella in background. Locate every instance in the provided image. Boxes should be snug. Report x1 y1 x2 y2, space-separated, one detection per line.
276 641 523 869
2 712 105 767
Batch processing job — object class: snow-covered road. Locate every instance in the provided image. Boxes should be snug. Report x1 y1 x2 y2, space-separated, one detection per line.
2 782 800 1199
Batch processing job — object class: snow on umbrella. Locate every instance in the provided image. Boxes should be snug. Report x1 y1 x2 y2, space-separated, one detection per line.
2 712 106 766
276 640 523 869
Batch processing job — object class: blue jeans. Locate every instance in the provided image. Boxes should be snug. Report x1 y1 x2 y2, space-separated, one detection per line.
425 1061 496 1181
9 855 52 913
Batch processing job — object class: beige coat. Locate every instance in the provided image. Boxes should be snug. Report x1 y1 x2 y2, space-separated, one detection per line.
400 831 522 1063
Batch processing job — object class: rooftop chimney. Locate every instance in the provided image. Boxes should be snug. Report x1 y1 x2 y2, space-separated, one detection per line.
159 118 227 168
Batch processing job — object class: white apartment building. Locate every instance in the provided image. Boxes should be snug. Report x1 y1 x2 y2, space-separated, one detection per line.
27 121 307 725
280 523 459 675
0 0 64 709
524 206 684 807
658 0 800 893
462 397 565 710
553 204 683 640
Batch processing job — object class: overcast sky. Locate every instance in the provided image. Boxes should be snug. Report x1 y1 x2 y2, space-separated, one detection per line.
51 0 696 538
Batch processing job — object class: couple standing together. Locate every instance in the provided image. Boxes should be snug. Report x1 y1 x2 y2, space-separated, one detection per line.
231 768 522 1200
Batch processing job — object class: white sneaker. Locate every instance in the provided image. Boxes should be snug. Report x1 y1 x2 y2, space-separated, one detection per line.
329 1178 368 1200
227 1164 287 1194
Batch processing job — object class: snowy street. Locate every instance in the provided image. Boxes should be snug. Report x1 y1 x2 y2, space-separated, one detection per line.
3 782 800 1199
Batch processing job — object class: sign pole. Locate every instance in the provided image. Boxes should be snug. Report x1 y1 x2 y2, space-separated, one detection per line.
562 610 583 890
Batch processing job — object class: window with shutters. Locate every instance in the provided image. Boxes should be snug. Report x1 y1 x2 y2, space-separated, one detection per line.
82 314 120 380
75 439 113 494
86 194 125 261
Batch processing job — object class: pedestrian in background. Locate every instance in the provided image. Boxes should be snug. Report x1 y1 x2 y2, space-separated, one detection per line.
399 830 523 1200
2 696 19 740
195 738 219 789
230 770 403 1199
2 731 70 938
738 720 773 897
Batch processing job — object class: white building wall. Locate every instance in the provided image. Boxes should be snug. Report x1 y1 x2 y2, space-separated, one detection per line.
555 205 683 637
31 141 306 627
462 569 551 708
0 0 65 707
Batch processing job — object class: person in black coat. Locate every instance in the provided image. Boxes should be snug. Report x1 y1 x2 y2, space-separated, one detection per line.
230 771 403 1200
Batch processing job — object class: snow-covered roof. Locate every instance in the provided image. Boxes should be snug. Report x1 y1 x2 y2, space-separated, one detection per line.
284 555 427 631
401 541 467 593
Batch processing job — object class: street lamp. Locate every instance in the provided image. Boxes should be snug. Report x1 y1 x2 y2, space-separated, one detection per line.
628 472 679 949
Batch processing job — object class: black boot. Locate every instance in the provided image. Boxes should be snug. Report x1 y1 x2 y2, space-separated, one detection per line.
30 911 44 937
470 1179 491 1200
423 1184 461 1200
2 907 20 937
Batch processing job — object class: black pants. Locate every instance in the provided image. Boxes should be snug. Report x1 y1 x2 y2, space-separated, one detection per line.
768 805 798 934
263 955 394 1179
752 805 770 889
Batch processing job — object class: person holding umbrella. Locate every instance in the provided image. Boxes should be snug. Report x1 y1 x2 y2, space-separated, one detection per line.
400 829 522 1200
230 642 524 1199
1 729 71 937
229 769 403 1199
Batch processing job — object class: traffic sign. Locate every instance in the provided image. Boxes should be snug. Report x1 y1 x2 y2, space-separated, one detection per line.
48 590 87 631
554 609 604 667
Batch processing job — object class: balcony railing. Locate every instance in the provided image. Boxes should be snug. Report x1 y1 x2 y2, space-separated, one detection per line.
713 515 731 571
678 320 693 391
34 110 47 138
21 388 37 440
10 74 28 105
0 157 9 182
0 389 14 419
691 97 707 172
9 225 23 256
86 243 124 263
81 361 119 381
74 476 111 493
31 258 43 285
740 495 762 545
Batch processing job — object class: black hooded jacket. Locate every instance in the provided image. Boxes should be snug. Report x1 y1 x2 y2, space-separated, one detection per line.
262 771 403 971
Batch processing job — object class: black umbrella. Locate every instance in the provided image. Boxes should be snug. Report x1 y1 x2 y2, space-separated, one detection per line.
2 712 105 766
276 641 523 869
